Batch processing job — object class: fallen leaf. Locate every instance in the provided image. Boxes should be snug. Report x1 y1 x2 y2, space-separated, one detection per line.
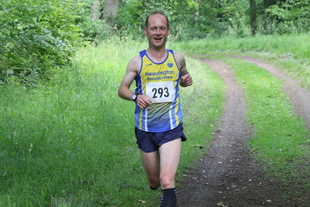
138 200 147 204
193 144 204 149
217 201 228 207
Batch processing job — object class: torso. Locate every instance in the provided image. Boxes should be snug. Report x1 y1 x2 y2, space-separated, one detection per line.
134 49 183 132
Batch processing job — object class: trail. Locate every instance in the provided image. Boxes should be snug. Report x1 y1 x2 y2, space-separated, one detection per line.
177 56 310 207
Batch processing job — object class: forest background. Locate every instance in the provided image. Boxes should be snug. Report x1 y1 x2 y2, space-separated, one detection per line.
1 0 310 206
1 0 309 83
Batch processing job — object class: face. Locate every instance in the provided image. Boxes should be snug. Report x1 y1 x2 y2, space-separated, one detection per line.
144 14 170 49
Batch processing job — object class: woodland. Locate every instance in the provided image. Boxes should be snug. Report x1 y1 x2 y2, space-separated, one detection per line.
1 0 309 85
1 1 310 206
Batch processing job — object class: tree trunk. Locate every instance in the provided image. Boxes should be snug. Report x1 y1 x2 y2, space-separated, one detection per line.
103 0 119 25
249 0 257 36
91 0 101 20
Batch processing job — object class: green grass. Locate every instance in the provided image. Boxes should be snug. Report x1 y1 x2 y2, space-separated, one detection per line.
175 33 310 90
0 40 225 206
226 58 310 182
175 32 310 199
2 33 310 206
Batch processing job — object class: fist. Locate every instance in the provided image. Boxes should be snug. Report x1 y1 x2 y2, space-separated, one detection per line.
180 74 193 87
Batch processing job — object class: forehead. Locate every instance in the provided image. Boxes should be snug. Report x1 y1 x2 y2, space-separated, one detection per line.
147 14 168 27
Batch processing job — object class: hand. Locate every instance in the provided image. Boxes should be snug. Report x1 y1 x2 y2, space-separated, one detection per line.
136 95 152 109
180 74 193 87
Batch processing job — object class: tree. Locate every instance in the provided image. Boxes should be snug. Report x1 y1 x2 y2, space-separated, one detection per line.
91 0 101 19
249 0 257 36
103 0 119 25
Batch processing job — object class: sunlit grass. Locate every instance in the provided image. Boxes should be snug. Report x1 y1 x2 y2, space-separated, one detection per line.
226 58 310 173
0 40 225 206
2 33 309 206
175 34 310 90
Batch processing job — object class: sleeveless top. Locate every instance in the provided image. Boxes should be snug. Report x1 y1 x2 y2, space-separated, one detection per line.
134 49 183 132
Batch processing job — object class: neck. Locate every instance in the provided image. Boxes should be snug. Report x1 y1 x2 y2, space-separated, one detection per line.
146 47 167 62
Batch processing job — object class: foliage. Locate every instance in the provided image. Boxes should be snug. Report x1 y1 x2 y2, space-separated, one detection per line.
258 0 310 34
73 0 113 42
113 0 231 40
0 0 81 85
1 0 309 82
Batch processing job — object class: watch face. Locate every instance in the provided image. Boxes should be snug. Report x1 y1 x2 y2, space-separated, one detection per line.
132 94 137 101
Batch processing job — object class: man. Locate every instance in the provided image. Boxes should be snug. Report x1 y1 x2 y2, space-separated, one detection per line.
118 10 193 207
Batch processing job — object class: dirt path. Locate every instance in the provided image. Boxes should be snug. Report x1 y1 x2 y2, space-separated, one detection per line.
177 57 310 207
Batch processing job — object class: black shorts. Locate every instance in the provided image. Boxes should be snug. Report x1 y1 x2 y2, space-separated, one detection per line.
135 123 187 153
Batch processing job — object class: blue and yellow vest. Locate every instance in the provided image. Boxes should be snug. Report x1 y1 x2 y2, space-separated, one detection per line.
134 49 183 132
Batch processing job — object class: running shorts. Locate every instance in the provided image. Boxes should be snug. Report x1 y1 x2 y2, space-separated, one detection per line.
135 123 187 153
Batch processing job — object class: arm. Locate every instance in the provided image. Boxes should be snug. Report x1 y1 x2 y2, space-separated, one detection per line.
118 56 152 109
118 56 139 101
174 52 193 87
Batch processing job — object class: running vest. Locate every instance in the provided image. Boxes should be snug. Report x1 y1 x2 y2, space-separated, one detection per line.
134 49 183 132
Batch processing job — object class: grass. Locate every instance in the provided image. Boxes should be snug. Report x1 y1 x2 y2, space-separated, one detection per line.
226 58 309 162
226 57 310 196
0 40 225 206
1 33 310 206
175 33 310 90
175 33 310 200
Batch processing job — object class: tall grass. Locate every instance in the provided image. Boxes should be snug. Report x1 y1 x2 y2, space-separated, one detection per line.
0 40 225 206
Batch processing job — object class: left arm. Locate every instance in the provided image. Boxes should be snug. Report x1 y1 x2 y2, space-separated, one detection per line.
174 52 193 87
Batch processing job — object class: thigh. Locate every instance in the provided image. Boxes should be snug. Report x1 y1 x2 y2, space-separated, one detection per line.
140 150 160 178
159 138 182 177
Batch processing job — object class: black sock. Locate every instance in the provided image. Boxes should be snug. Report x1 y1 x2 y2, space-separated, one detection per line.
160 188 177 207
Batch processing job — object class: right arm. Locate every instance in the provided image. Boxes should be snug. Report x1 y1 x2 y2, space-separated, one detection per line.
118 56 152 109
118 56 140 101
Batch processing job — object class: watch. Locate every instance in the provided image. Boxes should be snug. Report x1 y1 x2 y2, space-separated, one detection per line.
132 93 138 102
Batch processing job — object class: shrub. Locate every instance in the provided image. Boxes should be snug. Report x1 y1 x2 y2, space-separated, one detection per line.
0 0 81 85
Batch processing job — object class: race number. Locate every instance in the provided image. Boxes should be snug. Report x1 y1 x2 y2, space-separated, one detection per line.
146 81 175 103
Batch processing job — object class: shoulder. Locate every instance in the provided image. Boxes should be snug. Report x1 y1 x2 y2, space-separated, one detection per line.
127 55 141 73
172 51 186 69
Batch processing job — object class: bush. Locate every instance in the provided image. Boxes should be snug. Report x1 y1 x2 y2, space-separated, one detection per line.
0 0 81 85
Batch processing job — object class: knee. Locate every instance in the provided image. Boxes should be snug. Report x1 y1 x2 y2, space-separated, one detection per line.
160 175 175 189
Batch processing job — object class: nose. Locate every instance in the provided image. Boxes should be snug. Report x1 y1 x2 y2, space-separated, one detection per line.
155 29 161 35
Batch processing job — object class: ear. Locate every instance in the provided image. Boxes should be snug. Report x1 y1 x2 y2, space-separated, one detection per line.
167 27 171 35
144 27 148 35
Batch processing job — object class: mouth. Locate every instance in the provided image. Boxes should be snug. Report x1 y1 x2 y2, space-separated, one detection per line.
154 37 163 41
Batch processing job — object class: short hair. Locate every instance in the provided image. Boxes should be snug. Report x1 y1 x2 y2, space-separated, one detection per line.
145 10 169 28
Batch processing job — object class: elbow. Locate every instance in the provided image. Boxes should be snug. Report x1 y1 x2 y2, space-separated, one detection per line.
118 88 123 98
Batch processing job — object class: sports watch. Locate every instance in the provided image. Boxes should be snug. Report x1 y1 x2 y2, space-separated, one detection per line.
132 93 138 102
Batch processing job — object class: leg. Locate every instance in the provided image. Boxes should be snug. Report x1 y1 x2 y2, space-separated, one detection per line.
159 138 182 207
159 138 182 189
140 150 161 189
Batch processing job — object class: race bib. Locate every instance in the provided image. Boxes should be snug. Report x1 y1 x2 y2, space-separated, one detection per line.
146 81 176 103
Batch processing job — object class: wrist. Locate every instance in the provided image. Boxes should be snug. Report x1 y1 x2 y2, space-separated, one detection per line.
132 93 139 102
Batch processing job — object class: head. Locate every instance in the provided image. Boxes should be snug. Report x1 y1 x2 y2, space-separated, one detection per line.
145 10 169 28
144 11 170 50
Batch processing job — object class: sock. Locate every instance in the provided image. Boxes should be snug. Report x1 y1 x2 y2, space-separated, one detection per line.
159 188 177 207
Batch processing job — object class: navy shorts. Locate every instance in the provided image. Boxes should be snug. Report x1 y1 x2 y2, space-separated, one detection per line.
135 123 187 153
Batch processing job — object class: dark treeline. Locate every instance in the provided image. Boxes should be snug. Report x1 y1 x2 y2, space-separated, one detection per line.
1 0 309 84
